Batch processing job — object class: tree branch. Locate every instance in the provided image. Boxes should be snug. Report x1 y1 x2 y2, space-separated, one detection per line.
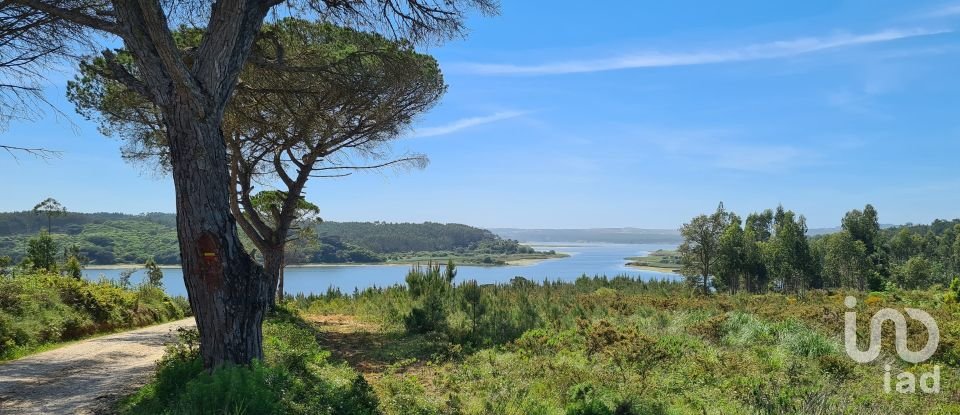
133 0 203 106
0 144 61 160
9 0 120 34
98 50 153 100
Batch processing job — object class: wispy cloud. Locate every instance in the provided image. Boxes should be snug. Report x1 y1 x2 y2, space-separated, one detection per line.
413 111 527 137
456 28 950 75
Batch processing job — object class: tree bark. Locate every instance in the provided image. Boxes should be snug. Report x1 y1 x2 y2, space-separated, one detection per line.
278 257 285 303
166 108 271 368
262 246 284 308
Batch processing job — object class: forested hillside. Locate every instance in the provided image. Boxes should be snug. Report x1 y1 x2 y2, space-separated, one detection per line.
0 212 180 264
0 212 538 265
317 221 524 253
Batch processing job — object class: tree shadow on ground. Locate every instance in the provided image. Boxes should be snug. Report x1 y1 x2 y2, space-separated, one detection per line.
303 314 450 379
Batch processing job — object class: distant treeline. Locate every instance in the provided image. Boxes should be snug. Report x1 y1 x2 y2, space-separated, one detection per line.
679 203 960 294
0 212 533 265
489 227 683 244
0 211 176 235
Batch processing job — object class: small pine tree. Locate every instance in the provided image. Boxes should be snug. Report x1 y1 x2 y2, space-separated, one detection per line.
62 244 86 280
460 280 485 341
64 255 83 280
404 261 457 334
444 259 457 282
145 259 164 288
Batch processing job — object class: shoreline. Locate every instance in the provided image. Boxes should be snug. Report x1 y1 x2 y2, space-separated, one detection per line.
624 263 680 273
85 254 569 270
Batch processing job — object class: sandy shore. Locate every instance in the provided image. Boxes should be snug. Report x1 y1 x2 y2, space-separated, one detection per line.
504 258 549 266
624 263 680 273
84 264 180 270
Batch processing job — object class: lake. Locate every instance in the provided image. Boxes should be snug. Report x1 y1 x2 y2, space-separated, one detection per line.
83 243 681 297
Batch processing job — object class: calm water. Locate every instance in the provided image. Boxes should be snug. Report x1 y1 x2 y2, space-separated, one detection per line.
83 243 680 297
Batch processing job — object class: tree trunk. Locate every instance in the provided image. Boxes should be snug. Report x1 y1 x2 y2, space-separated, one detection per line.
167 109 270 368
262 246 284 309
278 257 285 303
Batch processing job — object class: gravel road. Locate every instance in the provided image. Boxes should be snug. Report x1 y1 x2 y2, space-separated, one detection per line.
0 318 195 415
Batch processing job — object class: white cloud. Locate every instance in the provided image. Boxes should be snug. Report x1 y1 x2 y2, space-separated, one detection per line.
456 28 951 75
413 111 527 137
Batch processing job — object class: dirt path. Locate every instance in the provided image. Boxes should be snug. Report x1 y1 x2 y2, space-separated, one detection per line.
0 318 195 415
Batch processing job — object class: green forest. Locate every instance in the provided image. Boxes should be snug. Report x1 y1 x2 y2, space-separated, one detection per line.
0 211 553 266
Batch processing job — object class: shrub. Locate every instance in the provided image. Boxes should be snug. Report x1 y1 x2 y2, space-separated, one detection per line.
377 375 440 415
945 277 960 303
176 362 283 414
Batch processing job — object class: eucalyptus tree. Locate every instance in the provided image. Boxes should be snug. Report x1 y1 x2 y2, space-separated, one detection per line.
820 230 870 290
762 206 814 293
69 19 445 308
12 0 494 368
714 214 745 293
678 203 732 294
741 210 773 292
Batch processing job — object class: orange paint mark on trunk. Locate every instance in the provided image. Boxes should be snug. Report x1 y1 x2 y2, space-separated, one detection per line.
197 232 223 291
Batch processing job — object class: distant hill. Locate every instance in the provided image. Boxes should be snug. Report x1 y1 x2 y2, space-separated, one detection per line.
0 211 180 264
491 225 901 243
318 221 502 253
489 228 683 244
0 212 530 265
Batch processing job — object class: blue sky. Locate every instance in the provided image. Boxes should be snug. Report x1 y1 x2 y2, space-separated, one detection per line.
2 0 960 229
